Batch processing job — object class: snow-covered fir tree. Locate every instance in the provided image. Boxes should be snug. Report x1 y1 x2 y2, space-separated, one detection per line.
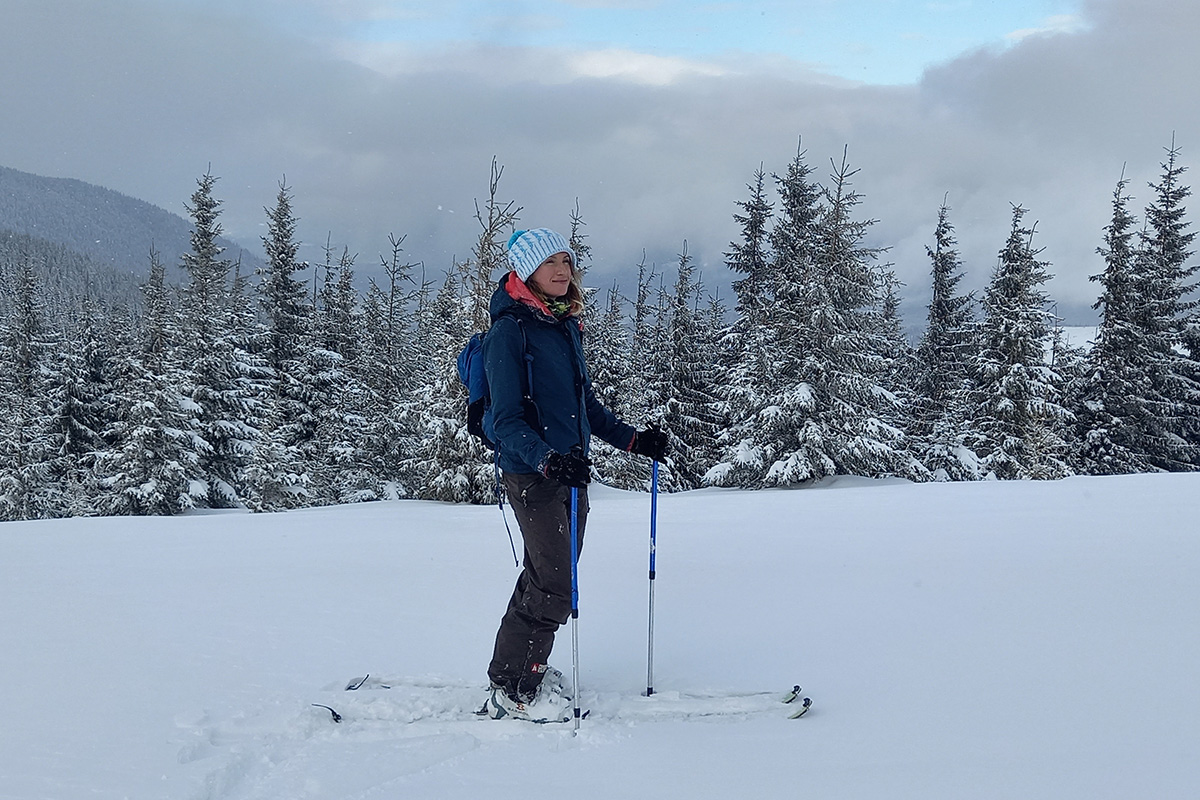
241 388 308 512
791 149 925 482
47 299 115 514
657 243 721 491
0 256 59 519
868 262 915 430
178 170 259 507
709 167 775 485
709 146 825 487
97 249 206 516
411 264 494 503
715 147 926 486
969 205 1073 479
1131 143 1200 469
586 282 644 490
1074 174 1157 474
466 159 520 335
257 180 315 463
912 200 982 480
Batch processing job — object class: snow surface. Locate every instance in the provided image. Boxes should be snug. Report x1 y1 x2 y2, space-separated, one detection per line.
2 474 1198 799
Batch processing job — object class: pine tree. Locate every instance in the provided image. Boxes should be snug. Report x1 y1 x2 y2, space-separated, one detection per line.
711 166 775 485
466 158 521 334
253 181 315 504
0 256 59 519
47 299 114 514
912 200 982 480
586 282 643 490
970 205 1073 479
1132 142 1200 469
568 200 593 276
786 149 925 482
658 243 721 490
241 388 308 512
721 147 925 485
709 145 823 486
1075 174 1155 474
179 169 257 506
316 244 361 363
96 248 206 516
410 265 494 503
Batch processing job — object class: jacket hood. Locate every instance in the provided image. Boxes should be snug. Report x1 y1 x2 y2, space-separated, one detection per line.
489 272 557 324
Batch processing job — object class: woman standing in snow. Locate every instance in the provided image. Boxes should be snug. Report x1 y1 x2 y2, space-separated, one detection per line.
480 227 668 722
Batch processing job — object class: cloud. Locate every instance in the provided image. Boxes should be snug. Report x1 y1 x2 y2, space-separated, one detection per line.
1005 13 1088 42
0 0 1196 331
341 41 732 85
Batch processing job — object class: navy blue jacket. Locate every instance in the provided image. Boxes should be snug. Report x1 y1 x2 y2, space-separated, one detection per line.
482 276 636 475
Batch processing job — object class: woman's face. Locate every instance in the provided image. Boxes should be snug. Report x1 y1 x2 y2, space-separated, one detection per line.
527 251 573 297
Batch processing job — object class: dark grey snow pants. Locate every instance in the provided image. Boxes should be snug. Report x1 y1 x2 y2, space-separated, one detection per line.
487 471 589 699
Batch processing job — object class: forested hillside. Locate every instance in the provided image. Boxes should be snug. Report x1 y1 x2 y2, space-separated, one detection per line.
1 143 1197 521
0 165 260 280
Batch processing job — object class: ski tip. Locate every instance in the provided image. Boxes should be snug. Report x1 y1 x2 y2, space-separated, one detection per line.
312 703 343 723
788 697 813 719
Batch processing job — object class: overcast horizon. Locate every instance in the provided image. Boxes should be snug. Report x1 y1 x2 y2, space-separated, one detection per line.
2 0 1197 327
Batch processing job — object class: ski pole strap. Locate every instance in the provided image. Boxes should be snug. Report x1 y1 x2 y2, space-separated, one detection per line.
494 457 519 567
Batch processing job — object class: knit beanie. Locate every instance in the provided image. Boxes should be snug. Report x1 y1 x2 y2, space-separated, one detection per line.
506 228 576 283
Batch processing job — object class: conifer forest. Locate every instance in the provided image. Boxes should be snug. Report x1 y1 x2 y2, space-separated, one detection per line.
2 143 1198 521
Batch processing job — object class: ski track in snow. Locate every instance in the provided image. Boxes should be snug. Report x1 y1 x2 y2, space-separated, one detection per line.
183 675 807 799
5 475 1200 800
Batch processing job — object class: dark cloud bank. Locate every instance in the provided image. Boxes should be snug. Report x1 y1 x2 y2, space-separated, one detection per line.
1 0 1196 327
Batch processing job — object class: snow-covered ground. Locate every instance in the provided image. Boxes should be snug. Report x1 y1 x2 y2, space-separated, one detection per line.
2 473 1198 800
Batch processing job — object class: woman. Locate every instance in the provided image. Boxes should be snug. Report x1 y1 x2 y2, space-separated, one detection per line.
480 227 667 722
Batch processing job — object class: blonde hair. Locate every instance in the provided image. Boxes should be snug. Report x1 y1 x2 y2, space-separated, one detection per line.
527 264 586 318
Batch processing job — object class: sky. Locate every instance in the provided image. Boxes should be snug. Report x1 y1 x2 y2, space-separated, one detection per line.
0 0 1195 328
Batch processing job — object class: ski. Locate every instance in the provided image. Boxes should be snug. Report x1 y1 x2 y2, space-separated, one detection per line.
471 704 586 724
783 684 813 718
318 677 810 725
345 674 391 691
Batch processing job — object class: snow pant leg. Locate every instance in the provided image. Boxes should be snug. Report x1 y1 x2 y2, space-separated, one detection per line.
487 472 589 699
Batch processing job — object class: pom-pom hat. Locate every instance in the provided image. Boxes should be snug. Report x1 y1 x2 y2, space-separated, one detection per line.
507 228 576 283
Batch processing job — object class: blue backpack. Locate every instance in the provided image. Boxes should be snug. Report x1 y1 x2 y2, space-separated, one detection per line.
456 318 533 451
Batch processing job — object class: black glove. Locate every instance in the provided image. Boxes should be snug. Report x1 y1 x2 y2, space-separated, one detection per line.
542 451 592 488
631 426 669 462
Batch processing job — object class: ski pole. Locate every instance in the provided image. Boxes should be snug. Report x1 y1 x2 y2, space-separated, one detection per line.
570 486 581 733
646 459 659 696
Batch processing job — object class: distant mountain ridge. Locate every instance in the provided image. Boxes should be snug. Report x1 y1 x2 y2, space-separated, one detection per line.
0 165 263 280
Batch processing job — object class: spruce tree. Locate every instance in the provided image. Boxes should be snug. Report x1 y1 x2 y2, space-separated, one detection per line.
912 200 982 480
709 145 824 486
658 243 721 490
970 205 1073 479
178 170 258 506
1075 175 1155 474
1132 142 1200 469
711 167 775 485
466 158 520 334
0 256 58 519
411 265 493 503
48 300 113 514
587 282 644 490
252 182 316 503
97 248 205 515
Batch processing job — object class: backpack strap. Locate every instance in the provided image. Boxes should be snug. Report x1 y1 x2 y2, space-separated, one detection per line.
492 314 533 568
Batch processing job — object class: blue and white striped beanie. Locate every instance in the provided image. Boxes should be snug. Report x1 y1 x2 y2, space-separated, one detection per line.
506 228 576 283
